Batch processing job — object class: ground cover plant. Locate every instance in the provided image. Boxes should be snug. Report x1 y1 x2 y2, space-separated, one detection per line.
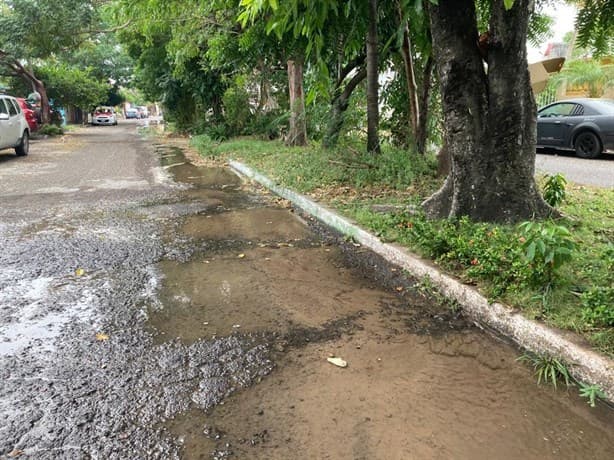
192 136 614 357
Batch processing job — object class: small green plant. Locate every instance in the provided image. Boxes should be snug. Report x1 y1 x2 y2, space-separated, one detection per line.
518 352 608 407
38 124 64 136
190 134 220 156
517 352 571 388
581 287 614 327
542 173 567 207
578 383 606 407
518 221 576 286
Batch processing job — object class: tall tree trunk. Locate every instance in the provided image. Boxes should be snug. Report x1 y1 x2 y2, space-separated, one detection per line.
415 0 434 156
397 1 419 147
366 0 380 154
323 67 367 149
286 58 307 146
423 0 552 223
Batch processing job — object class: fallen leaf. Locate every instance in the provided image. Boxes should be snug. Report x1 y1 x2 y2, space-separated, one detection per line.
327 357 348 368
75 268 85 276
8 449 24 458
238 253 245 259
95 332 109 341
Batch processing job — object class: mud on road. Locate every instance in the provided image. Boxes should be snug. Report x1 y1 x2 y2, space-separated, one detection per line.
0 126 613 459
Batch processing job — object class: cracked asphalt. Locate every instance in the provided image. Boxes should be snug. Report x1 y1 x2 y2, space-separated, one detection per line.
0 124 274 458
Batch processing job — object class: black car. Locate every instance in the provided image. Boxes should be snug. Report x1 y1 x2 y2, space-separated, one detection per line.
536 98 614 158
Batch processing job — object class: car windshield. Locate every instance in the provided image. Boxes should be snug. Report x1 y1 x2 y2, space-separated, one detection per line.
589 100 614 115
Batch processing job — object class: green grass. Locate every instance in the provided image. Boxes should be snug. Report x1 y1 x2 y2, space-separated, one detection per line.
192 136 614 356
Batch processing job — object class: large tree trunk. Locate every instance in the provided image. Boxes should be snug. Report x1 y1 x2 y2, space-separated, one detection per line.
423 0 552 223
366 0 380 154
286 58 307 146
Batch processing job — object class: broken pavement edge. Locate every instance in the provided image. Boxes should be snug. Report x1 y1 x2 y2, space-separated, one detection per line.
229 160 614 403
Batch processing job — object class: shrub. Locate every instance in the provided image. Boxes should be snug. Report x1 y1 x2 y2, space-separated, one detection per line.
222 86 251 136
190 134 219 156
248 110 289 140
581 287 614 327
542 173 567 207
518 221 576 287
38 124 64 136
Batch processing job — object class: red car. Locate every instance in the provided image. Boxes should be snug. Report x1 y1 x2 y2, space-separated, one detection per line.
16 98 39 132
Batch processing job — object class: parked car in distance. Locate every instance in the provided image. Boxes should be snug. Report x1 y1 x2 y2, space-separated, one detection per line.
92 106 118 126
16 97 39 133
125 108 138 119
537 98 614 158
0 94 30 156
136 106 149 118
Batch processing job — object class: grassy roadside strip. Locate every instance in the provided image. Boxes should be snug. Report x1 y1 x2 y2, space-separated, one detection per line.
191 135 614 357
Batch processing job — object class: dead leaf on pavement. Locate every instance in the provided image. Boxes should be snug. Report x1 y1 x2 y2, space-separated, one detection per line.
95 332 109 341
75 268 85 276
8 449 24 458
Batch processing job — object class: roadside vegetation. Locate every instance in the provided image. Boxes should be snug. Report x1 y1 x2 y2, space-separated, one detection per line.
190 136 614 357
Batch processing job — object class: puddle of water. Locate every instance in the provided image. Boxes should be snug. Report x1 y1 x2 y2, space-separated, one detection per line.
149 246 394 343
170 161 241 189
0 278 96 356
166 326 614 460
153 145 614 459
182 208 312 242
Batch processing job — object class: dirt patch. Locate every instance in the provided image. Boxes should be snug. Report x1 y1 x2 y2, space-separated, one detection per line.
168 319 614 460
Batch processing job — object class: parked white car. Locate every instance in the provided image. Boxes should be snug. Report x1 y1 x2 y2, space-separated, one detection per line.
0 94 30 156
92 106 118 126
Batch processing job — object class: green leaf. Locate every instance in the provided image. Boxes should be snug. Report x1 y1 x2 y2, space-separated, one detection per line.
536 240 546 256
504 0 515 10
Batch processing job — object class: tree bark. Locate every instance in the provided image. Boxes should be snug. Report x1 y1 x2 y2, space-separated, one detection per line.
397 1 419 147
423 0 552 223
323 66 367 149
366 0 380 154
286 58 307 146
416 55 433 156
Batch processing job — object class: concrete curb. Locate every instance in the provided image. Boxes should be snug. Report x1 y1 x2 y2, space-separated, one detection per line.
229 160 614 402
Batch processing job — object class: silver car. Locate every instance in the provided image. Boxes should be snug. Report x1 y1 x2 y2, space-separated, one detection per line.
537 98 614 158
0 94 30 156
92 106 118 126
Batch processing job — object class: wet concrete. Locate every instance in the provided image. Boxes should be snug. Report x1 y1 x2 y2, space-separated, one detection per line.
0 127 613 459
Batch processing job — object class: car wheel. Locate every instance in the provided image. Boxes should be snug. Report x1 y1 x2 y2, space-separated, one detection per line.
574 131 602 159
15 130 29 156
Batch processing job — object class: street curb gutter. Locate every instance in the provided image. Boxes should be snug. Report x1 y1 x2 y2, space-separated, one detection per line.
229 160 614 402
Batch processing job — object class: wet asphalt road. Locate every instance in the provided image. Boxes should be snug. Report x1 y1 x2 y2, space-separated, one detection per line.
535 150 614 188
0 123 275 458
2 124 613 459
